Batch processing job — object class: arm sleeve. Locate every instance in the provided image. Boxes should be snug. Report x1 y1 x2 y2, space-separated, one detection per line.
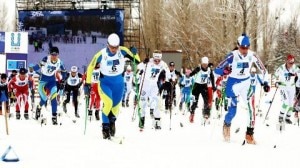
253 54 268 83
120 46 141 63
86 51 102 84
214 54 233 76
33 56 48 71
190 67 200 77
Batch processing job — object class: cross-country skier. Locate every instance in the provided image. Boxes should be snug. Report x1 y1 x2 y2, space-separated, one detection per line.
189 56 216 122
138 50 170 130
85 33 140 139
8 68 35 120
274 54 300 124
87 62 102 120
62 66 83 118
247 67 264 119
0 74 9 115
215 66 230 112
214 34 270 144
179 68 194 112
30 46 67 125
122 65 134 107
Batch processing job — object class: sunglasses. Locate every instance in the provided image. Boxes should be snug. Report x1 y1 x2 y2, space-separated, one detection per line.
50 53 58 56
288 61 294 64
154 59 160 63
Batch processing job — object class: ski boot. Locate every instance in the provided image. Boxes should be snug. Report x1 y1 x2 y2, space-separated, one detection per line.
24 110 29 120
285 118 293 124
139 117 145 130
16 111 21 120
35 106 41 120
102 123 111 139
109 114 116 137
245 127 256 144
63 102 67 113
223 122 231 142
150 109 154 119
52 116 58 125
95 110 100 120
75 112 80 118
88 109 92 116
215 98 219 111
122 101 125 107
153 118 161 130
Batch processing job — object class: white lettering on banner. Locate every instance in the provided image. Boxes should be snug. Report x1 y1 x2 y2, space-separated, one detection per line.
31 11 44 17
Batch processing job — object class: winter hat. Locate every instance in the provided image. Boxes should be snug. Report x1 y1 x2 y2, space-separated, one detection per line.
107 33 120 47
201 57 209 64
237 33 250 47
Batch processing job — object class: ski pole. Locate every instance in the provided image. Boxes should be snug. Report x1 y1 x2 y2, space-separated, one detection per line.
263 87 278 123
84 95 89 135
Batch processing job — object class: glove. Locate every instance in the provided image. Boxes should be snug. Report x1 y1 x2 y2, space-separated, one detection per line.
223 66 232 75
130 46 137 55
143 58 149 64
288 73 295 77
139 69 144 75
84 83 91 96
263 82 270 92
275 82 281 88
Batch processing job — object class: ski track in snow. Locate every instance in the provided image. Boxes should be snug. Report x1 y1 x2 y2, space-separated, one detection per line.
0 87 300 168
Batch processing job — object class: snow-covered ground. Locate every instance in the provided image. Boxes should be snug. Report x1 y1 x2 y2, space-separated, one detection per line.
0 86 300 168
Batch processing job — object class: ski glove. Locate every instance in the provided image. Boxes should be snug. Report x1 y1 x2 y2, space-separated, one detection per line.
130 47 138 55
275 82 282 88
143 58 149 64
223 66 231 75
263 82 270 92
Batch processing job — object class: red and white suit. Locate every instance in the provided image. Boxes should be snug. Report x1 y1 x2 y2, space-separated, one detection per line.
8 74 35 112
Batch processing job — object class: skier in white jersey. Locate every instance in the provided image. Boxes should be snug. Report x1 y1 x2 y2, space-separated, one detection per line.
122 65 134 107
214 34 270 144
62 66 83 118
247 67 264 119
138 50 170 130
274 54 300 124
31 46 67 125
86 33 140 139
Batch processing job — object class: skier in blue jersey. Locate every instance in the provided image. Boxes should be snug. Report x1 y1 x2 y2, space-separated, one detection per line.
85 33 140 139
214 34 270 144
30 46 67 125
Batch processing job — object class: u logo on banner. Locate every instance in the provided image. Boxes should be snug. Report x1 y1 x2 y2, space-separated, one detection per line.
11 33 21 47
